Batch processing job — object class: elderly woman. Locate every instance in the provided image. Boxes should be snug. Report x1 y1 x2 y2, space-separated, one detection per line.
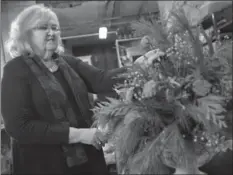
1 4 127 175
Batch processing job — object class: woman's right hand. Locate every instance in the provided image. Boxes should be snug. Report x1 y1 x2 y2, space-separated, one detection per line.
134 49 165 67
69 127 107 150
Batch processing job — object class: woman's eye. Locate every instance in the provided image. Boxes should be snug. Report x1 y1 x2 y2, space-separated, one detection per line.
51 26 60 31
38 26 48 30
33 25 60 32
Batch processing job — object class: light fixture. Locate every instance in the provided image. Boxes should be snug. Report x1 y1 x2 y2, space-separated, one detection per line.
99 27 108 39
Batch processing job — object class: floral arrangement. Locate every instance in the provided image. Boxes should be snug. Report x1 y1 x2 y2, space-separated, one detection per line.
93 2 232 174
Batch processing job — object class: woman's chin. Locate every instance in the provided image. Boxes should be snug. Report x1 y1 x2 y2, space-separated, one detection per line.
46 42 58 50
46 45 57 51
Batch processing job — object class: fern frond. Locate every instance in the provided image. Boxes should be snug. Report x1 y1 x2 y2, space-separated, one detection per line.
115 116 146 173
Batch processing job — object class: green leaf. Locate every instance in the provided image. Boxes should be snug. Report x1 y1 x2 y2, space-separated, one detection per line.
197 95 228 129
192 79 212 96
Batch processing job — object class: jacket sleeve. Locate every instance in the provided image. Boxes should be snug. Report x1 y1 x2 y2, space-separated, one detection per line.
1 62 70 144
65 56 127 94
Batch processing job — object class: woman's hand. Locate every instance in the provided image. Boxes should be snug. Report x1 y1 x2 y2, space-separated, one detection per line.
142 80 157 98
134 49 165 67
69 127 108 150
104 152 116 165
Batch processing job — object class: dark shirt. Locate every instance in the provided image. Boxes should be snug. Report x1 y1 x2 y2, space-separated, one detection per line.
53 68 88 128
53 68 108 174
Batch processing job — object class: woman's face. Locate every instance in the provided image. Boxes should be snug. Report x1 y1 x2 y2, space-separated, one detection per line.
28 17 60 58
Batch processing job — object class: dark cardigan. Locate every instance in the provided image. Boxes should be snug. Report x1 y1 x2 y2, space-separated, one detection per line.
1 55 126 174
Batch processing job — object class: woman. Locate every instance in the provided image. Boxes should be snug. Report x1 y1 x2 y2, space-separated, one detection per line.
1 4 127 175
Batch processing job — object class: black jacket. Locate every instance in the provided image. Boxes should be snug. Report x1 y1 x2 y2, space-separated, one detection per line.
1 55 126 174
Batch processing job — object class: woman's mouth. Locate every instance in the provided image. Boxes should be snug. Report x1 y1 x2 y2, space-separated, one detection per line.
47 37 55 41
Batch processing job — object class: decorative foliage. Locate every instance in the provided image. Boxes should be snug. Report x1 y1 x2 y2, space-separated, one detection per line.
93 2 232 174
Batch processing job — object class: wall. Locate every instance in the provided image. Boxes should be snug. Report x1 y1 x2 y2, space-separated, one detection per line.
72 42 118 70
157 1 205 26
72 43 119 102
51 1 159 38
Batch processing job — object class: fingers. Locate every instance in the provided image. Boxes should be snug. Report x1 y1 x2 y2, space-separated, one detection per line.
134 55 145 64
95 130 107 146
92 139 102 150
142 80 157 98
135 49 165 66
125 87 134 102
92 129 108 150
91 131 102 150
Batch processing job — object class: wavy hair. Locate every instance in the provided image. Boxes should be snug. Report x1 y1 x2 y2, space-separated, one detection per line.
5 4 64 58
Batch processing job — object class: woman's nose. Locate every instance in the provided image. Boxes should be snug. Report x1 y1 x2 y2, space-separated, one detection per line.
47 28 55 35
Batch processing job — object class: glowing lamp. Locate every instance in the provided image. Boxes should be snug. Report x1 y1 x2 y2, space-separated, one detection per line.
99 27 108 39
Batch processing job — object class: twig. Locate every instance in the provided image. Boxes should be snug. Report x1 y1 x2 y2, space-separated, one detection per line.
199 25 214 56
170 10 205 75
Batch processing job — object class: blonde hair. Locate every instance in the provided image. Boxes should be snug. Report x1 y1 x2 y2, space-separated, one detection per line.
5 4 64 58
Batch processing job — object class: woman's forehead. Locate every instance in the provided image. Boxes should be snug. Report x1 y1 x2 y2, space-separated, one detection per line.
36 18 59 25
34 10 59 24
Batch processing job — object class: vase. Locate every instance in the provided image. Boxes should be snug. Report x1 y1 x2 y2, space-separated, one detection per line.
174 167 207 174
160 128 217 175
161 143 214 175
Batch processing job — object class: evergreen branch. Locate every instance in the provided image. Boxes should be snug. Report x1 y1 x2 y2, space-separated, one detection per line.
92 98 134 129
128 140 171 174
115 116 147 173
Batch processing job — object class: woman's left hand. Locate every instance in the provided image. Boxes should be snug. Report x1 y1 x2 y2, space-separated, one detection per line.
94 129 108 149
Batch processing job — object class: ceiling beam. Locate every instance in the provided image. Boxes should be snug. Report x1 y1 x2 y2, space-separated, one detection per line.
61 31 117 40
